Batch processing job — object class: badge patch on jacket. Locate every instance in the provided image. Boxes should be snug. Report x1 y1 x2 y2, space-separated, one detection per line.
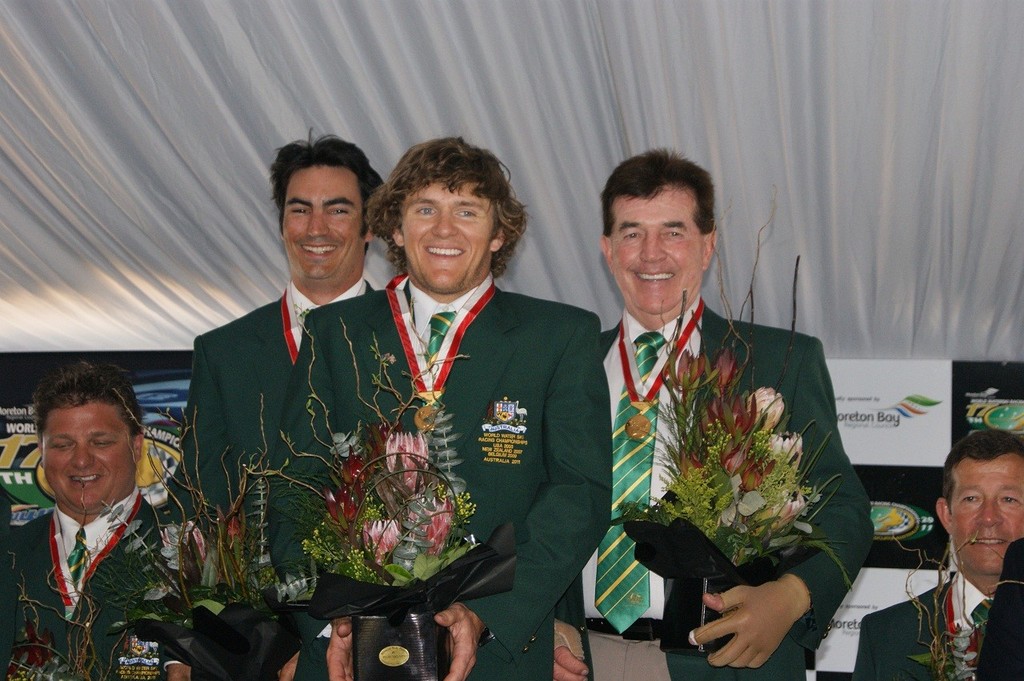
478 397 527 463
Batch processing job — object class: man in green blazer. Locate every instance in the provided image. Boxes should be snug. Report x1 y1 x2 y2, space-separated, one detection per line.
854 429 1024 681
181 134 382 513
271 137 612 681
10 361 175 679
554 149 872 681
181 135 383 679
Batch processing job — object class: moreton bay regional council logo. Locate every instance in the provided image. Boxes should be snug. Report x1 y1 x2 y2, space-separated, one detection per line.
870 501 935 542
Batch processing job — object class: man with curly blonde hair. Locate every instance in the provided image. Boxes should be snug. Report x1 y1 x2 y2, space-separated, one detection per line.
272 137 611 681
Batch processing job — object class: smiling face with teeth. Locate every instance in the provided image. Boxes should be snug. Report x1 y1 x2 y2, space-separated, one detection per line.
282 165 370 305
936 454 1024 596
41 401 144 525
394 183 505 303
601 187 717 331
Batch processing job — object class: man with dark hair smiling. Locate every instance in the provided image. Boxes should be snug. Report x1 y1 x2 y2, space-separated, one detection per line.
272 137 611 681
854 429 1024 680
555 149 871 681
180 134 383 680
182 134 383 511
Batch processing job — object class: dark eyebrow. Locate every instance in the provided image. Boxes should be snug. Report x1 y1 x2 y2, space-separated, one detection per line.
616 220 686 230
285 197 356 209
324 197 356 209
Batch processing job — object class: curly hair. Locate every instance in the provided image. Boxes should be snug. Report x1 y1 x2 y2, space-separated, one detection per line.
33 361 143 437
365 137 527 277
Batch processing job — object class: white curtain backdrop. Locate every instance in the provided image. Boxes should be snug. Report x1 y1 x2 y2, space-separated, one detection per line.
0 0 1021 360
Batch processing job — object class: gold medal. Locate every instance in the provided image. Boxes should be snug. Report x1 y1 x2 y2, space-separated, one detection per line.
625 412 652 440
415 404 437 431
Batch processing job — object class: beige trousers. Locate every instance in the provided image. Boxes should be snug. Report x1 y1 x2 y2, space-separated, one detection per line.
589 632 671 681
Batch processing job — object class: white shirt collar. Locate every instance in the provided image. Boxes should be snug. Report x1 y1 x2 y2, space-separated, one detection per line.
621 296 703 355
950 571 989 630
286 279 367 347
288 278 367 318
408 276 492 340
55 488 140 556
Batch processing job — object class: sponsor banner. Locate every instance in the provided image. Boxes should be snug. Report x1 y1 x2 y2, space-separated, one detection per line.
816 566 938 674
827 359 951 467
951 361 1024 442
0 352 191 525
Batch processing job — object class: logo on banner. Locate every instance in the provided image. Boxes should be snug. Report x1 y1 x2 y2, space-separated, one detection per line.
964 388 1024 433
837 393 942 429
870 501 935 541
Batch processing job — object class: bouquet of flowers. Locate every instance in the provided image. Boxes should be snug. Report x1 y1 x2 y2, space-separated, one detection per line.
300 416 477 590
618 342 842 651
268 344 515 681
101 462 300 681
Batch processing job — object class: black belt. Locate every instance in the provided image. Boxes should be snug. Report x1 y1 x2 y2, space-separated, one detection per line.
586 617 664 641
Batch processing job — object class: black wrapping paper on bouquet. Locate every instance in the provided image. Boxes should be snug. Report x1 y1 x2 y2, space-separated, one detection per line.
624 518 813 655
134 603 300 681
264 523 516 681
303 522 516 621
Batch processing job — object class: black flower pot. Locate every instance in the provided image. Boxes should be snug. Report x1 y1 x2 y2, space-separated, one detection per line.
351 607 451 681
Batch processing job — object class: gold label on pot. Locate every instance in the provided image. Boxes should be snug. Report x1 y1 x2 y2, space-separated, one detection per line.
379 645 411 667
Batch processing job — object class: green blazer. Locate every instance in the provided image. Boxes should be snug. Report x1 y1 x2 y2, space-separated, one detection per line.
181 298 294 514
559 307 872 681
10 503 168 680
271 288 612 681
852 587 939 681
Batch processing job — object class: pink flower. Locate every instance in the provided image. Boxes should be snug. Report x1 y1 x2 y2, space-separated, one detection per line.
750 387 785 432
362 519 402 564
772 495 808 531
423 496 454 556
770 432 804 466
385 431 431 492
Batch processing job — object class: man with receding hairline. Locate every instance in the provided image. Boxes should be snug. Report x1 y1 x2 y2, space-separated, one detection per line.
555 149 871 681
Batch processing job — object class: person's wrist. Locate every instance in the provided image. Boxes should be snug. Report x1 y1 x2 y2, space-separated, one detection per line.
778 573 812 622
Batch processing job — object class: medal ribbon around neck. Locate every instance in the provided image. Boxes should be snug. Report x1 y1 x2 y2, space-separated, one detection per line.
386 274 495 400
617 298 705 404
281 293 300 364
49 494 143 614
944 586 987 656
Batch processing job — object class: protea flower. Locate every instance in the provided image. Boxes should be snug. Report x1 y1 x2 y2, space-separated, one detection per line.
772 494 808 530
325 485 360 523
770 432 804 466
385 431 431 492
670 349 706 394
712 348 740 393
423 495 455 556
738 458 776 491
750 387 785 432
362 519 402 564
